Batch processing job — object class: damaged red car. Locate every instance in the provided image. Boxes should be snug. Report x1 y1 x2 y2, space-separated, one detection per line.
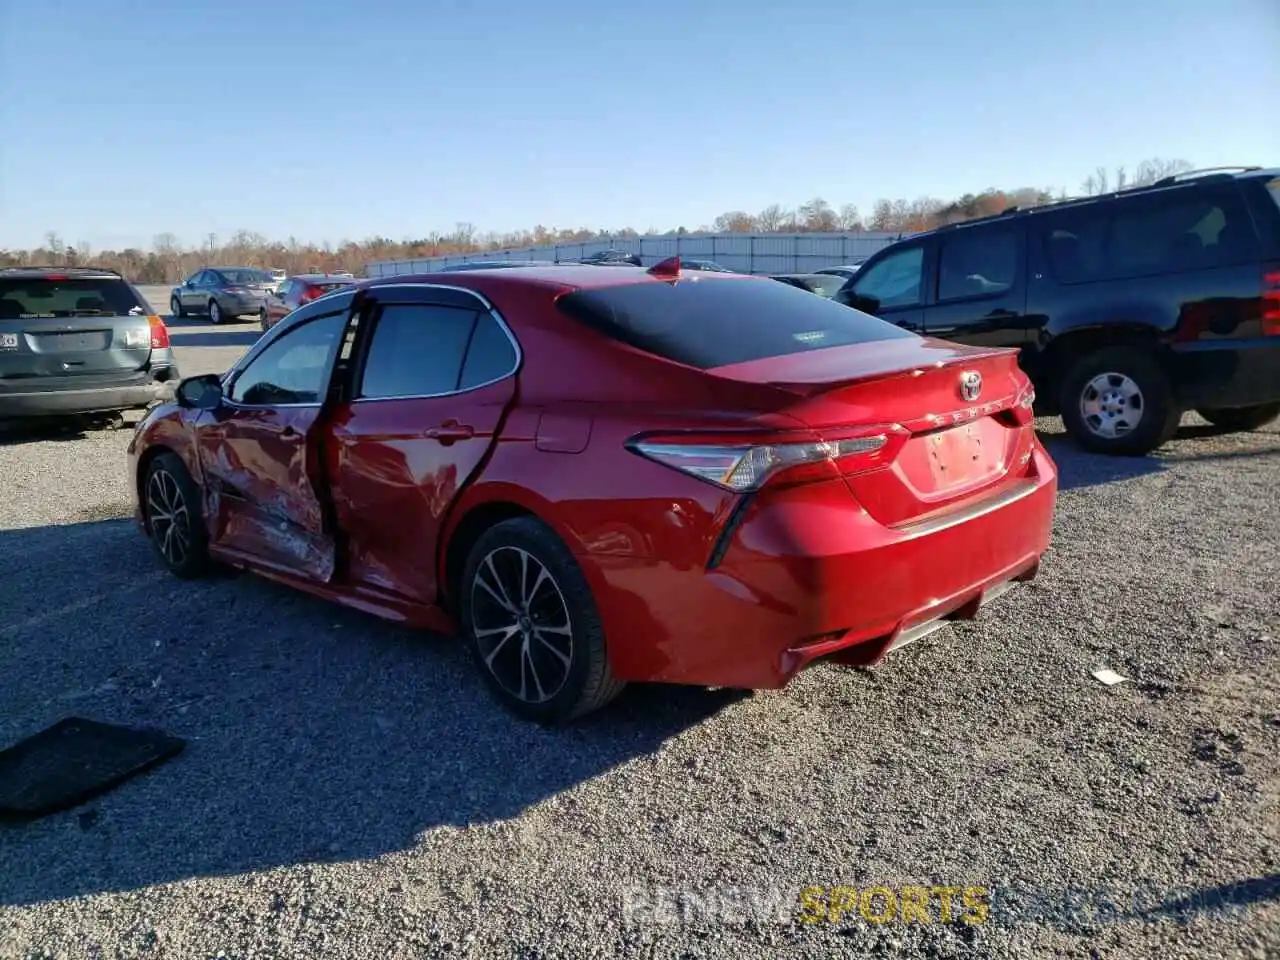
128 260 1057 723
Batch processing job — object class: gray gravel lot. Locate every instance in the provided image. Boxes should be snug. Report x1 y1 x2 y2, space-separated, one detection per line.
0 309 1277 959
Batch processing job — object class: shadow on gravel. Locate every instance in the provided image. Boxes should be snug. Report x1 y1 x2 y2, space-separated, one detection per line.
1038 435 1166 492
0 518 743 907
0 415 130 447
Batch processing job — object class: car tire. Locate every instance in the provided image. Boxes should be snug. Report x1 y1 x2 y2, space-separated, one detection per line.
208 299 223 324
142 451 210 579
1196 403 1280 432
460 516 625 724
1058 346 1181 456
258 308 270 332
170 296 185 318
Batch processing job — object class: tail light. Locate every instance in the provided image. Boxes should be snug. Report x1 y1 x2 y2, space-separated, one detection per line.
628 426 908 493
146 315 170 349
1263 262 1280 336
299 286 321 304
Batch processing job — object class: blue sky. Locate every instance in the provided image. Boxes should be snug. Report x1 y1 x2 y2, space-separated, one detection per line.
1 0 1276 251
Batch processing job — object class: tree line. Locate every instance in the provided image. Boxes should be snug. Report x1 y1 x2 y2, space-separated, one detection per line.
0 158 1193 284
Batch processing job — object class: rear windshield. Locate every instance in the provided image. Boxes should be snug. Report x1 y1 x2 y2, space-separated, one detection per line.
556 275 915 370
0 277 147 319
314 282 352 293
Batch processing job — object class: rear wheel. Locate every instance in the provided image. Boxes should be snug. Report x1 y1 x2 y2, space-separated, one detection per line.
208 299 223 324
143 452 210 579
258 307 269 332
460 516 624 724
169 296 185 318
1196 403 1280 432
1058 346 1181 456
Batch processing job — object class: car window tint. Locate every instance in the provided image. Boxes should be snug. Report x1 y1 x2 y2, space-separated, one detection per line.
1042 210 1109 284
850 246 925 308
557 275 914 370
937 228 1018 301
1107 188 1256 277
229 311 346 405
0 278 147 318
360 303 477 399
459 313 518 389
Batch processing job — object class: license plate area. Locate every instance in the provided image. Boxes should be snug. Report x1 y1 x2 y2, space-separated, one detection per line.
29 330 111 353
897 419 1008 498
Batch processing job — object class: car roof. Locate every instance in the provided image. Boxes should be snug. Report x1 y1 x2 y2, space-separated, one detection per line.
900 166 1280 242
364 263 757 296
292 273 355 282
0 266 124 279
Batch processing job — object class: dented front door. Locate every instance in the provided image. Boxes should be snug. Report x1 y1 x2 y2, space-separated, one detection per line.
197 403 337 580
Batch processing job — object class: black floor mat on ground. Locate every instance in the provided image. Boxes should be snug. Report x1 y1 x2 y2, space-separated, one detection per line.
0 718 185 821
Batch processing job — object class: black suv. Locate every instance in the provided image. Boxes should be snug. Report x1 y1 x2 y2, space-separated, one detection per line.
0 267 179 421
835 167 1280 455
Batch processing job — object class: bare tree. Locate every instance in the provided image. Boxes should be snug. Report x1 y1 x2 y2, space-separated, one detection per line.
1131 157 1194 186
837 203 862 231
797 198 838 232
713 211 757 233
756 204 789 232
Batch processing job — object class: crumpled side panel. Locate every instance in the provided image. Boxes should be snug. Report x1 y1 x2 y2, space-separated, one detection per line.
202 429 335 581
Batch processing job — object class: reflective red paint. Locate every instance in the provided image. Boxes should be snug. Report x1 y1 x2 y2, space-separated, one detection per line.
129 267 1057 694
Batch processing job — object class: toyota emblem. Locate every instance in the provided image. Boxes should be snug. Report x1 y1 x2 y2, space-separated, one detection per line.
959 371 982 402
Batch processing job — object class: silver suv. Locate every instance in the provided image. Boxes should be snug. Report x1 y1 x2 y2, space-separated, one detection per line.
0 267 179 420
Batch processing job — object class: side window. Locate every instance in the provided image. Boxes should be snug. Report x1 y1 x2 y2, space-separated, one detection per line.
229 311 347 405
359 303 477 399
937 228 1018 301
851 246 925 308
1042 212 1108 284
277 279 293 300
459 313 519 389
1107 188 1257 278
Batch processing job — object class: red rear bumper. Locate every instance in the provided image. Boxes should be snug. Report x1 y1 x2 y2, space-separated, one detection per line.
589 443 1057 688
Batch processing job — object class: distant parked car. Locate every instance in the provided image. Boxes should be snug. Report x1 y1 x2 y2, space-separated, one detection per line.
814 261 867 280
170 267 274 325
679 259 734 273
260 273 359 331
438 260 547 272
567 250 643 267
834 166 1280 455
771 273 847 298
0 266 178 420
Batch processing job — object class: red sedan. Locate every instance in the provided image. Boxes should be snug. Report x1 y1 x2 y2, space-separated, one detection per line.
259 273 358 331
128 259 1057 723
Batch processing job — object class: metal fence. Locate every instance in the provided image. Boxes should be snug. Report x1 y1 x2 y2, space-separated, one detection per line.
365 231 905 278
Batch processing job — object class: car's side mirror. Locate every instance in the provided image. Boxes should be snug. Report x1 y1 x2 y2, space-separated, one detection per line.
176 374 224 410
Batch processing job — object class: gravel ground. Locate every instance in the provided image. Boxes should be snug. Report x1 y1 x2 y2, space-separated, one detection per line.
0 314 1276 959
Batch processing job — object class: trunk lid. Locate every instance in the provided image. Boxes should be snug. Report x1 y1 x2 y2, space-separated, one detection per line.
0 275 155 381
709 337 1037 526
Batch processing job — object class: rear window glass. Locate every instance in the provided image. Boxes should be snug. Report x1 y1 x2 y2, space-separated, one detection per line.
556 276 915 370
219 269 269 285
0 277 147 319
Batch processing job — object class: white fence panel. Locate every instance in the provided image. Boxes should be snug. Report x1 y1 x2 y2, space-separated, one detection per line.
365 231 904 277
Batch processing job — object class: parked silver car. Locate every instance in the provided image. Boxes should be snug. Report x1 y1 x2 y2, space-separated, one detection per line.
169 267 273 324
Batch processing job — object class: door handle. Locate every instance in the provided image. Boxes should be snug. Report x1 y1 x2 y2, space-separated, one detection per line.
423 420 474 444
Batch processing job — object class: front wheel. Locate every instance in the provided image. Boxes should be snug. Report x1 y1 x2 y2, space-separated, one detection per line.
208 299 223 324
1058 346 1181 456
1196 403 1280 432
170 296 185 318
460 516 624 724
143 452 210 579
